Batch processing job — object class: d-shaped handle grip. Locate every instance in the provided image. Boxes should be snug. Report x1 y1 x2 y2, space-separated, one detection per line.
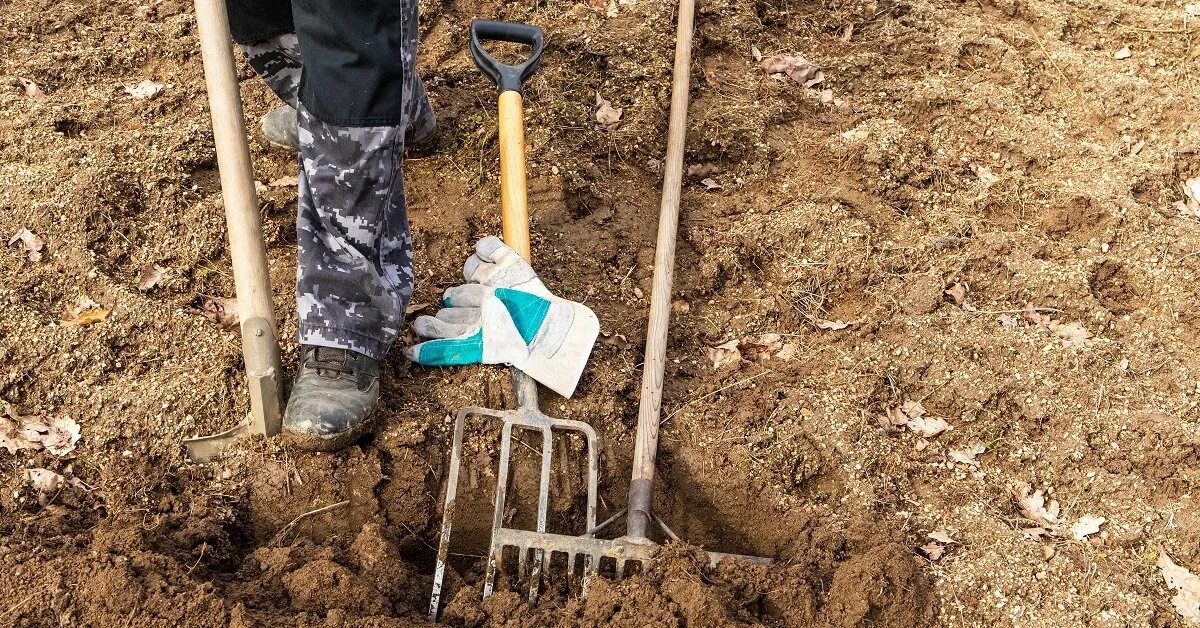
469 20 545 93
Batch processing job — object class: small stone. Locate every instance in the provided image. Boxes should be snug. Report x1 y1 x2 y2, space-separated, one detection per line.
1114 46 1132 60
1042 545 1056 561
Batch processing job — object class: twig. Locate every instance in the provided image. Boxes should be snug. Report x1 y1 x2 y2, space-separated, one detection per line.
661 370 772 425
270 500 350 546
4 593 35 617
968 307 1062 315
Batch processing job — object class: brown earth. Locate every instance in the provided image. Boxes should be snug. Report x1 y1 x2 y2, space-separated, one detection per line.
2 0 1200 625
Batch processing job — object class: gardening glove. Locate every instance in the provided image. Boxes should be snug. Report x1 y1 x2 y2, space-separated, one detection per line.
462 235 550 297
405 283 599 398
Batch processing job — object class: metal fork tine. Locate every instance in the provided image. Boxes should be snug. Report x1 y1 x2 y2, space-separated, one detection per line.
526 426 554 603
615 558 626 580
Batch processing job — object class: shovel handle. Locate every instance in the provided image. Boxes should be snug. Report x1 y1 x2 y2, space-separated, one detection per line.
469 20 545 94
475 20 543 262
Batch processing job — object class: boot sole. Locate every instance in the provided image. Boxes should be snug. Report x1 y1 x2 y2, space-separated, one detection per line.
282 405 380 453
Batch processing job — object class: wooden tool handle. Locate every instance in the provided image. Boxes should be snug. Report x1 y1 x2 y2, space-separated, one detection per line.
497 90 532 261
626 0 695 536
194 0 283 436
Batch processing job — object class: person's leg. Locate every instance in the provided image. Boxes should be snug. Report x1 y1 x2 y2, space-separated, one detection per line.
225 0 302 148
283 0 430 450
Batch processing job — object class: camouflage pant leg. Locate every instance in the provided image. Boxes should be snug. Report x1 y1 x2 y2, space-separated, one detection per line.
294 105 415 359
238 33 303 108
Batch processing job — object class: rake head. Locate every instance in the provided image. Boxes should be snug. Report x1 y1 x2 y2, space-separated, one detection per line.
428 377 601 620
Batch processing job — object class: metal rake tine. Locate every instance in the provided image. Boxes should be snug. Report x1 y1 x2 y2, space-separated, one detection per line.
484 421 516 600
428 406 472 621
526 426 554 603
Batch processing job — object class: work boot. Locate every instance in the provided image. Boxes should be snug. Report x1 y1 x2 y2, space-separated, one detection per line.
261 104 299 151
284 346 380 452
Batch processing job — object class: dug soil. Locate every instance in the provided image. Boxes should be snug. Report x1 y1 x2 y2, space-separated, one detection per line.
2 0 1200 625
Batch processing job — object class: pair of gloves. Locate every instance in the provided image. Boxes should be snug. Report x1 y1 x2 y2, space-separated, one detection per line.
405 236 599 398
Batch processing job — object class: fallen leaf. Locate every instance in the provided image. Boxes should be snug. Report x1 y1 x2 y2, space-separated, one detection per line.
268 175 299 188
760 54 825 87
997 313 1019 327
19 78 45 100
405 302 431 315
61 300 110 327
1050 321 1092 348
944 283 967 306
125 79 164 99
41 417 81 456
877 406 909 434
1114 46 1132 60
203 297 240 331
1021 527 1051 541
1022 304 1052 327
916 542 945 561
741 333 783 361
841 24 854 41
750 45 763 62
25 468 66 504
1 409 42 454
971 164 999 186
901 399 927 419
1011 483 1060 528
1159 550 1200 622
704 339 742 370
1180 177 1200 217
600 332 629 348
816 319 850 331
775 343 799 360
928 530 955 544
8 228 45 262
908 416 951 438
920 541 944 561
1071 514 1106 541
949 442 986 467
700 177 723 191
138 264 168 291
595 93 623 132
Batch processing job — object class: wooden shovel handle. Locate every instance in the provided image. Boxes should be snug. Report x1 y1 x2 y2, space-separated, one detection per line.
626 0 695 532
497 90 532 261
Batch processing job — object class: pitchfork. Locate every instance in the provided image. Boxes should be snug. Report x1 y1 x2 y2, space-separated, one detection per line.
427 20 602 619
429 11 770 621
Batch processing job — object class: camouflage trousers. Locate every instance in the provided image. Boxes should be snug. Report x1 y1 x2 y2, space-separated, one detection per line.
229 0 436 360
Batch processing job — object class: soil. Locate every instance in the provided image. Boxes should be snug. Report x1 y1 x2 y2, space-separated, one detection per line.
2 0 1199 625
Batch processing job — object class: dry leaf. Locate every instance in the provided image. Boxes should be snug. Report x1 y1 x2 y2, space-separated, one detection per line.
878 406 909 434
928 530 955 544
949 442 986 467
816 319 850 331
125 79 164 99
1022 304 1052 327
901 400 927 419
944 283 967 306
704 340 742 370
1021 527 1051 540
776 343 799 360
268 175 299 188
19 78 45 100
138 264 168 291
61 299 110 327
42 417 81 456
1159 550 1200 622
1 409 42 454
760 54 824 87
595 94 623 132
1180 177 1200 218
920 541 944 561
1071 514 1106 541
203 297 240 331
750 45 763 62
997 313 1019 327
741 334 783 361
971 164 999 186
405 302 431 315
1050 321 1092 348
700 178 723 191
908 416 951 438
25 468 66 505
600 332 629 348
1011 483 1060 528
8 228 45 262
1114 46 1132 60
